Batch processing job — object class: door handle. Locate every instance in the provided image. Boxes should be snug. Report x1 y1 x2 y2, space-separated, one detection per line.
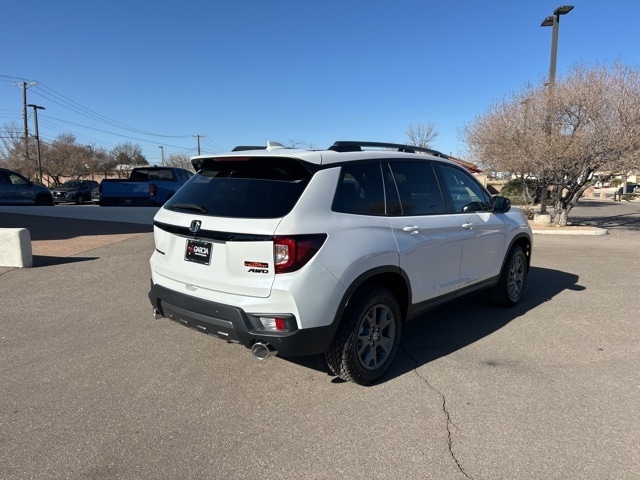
461 222 474 229
402 225 420 234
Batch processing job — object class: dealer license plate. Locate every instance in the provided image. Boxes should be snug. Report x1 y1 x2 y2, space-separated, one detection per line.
185 239 212 265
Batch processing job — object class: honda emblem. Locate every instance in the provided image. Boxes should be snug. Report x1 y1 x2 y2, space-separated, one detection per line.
189 220 202 234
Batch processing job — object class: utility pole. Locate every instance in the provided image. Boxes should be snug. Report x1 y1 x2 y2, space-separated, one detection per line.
193 134 204 155
14 80 38 163
27 104 45 184
159 146 165 165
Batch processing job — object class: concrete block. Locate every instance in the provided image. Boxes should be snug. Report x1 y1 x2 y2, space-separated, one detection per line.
0 228 33 267
533 213 552 225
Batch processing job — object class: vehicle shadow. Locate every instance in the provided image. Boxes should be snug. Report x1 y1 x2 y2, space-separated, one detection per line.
287 266 583 384
32 255 100 267
0 213 152 242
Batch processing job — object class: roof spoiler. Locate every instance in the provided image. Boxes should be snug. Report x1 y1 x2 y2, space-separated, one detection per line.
232 141 287 152
192 142 289 170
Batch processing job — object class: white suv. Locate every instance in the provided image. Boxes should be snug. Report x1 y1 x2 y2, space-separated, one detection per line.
149 141 532 385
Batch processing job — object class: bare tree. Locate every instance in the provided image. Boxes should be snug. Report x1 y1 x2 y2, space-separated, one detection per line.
0 123 30 174
44 133 98 185
285 140 315 149
89 147 114 180
406 122 439 148
111 142 148 178
463 62 640 226
166 153 194 171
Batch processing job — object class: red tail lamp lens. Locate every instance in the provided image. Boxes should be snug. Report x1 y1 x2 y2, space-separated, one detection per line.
274 234 327 273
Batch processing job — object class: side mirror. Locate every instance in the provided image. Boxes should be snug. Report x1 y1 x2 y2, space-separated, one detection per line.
492 196 511 213
461 201 484 213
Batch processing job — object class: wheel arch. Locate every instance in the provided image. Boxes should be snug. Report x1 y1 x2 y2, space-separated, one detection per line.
333 267 410 329
505 233 532 273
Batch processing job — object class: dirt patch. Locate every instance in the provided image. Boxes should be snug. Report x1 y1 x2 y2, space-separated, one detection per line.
31 233 145 257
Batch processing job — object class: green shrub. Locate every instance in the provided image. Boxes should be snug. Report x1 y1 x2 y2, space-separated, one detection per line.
499 179 540 206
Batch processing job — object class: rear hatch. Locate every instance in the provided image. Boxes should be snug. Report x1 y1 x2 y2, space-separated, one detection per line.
152 156 314 298
101 180 150 197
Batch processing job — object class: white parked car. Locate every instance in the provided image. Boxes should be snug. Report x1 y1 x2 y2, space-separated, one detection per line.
149 141 533 385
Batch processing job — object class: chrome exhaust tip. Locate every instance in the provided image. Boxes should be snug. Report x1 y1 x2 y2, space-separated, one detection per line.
250 341 277 360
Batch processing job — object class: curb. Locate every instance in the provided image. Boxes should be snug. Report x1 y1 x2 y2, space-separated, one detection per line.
531 227 608 236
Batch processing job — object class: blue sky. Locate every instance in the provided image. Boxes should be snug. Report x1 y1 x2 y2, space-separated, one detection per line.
2 0 639 165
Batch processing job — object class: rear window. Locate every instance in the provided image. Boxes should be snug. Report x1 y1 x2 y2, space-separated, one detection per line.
130 168 177 181
163 157 312 218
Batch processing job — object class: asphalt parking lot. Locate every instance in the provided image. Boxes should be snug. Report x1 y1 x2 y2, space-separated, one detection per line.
1 200 639 480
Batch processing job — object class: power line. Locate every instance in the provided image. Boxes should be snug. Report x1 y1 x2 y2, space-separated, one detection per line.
33 83 193 139
3 75 228 157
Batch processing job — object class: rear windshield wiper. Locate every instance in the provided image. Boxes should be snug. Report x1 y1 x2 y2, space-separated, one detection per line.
167 203 209 214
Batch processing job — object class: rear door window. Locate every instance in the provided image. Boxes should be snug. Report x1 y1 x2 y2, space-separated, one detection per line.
333 162 385 215
164 157 312 218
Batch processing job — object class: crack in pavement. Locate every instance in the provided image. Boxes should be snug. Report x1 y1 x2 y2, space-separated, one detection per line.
401 346 473 480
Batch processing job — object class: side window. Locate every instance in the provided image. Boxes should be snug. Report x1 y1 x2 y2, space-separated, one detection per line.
438 164 491 213
387 161 445 215
8 173 28 186
333 162 385 215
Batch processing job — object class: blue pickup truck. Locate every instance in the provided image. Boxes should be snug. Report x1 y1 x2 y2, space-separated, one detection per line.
99 166 193 206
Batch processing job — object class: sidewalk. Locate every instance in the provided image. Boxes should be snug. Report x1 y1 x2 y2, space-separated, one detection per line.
0 207 154 269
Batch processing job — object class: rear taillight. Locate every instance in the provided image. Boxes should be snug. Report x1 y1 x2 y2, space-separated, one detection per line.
274 234 327 273
150 184 158 197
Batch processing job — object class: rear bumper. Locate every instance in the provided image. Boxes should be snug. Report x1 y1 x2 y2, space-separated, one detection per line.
100 197 159 206
149 282 336 356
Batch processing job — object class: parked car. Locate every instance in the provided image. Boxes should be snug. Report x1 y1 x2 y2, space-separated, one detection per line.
99 167 193 206
51 180 99 204
149 141 533 385
91 187 100 204
0 168 54 206
617 183 640 194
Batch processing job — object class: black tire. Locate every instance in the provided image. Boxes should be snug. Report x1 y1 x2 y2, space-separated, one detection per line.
76 195 85 205
489 245 527 307
325 286 402 385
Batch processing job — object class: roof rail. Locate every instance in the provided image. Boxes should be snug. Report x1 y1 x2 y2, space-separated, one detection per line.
328 141 448 159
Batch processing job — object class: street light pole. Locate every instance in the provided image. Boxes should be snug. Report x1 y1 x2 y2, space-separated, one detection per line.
159 146 165 165
539 5 573 216
26 104 45 184
541 5 574 88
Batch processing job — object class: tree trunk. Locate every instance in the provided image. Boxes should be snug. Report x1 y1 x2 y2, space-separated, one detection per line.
552 185 570 226
553 205 569 226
